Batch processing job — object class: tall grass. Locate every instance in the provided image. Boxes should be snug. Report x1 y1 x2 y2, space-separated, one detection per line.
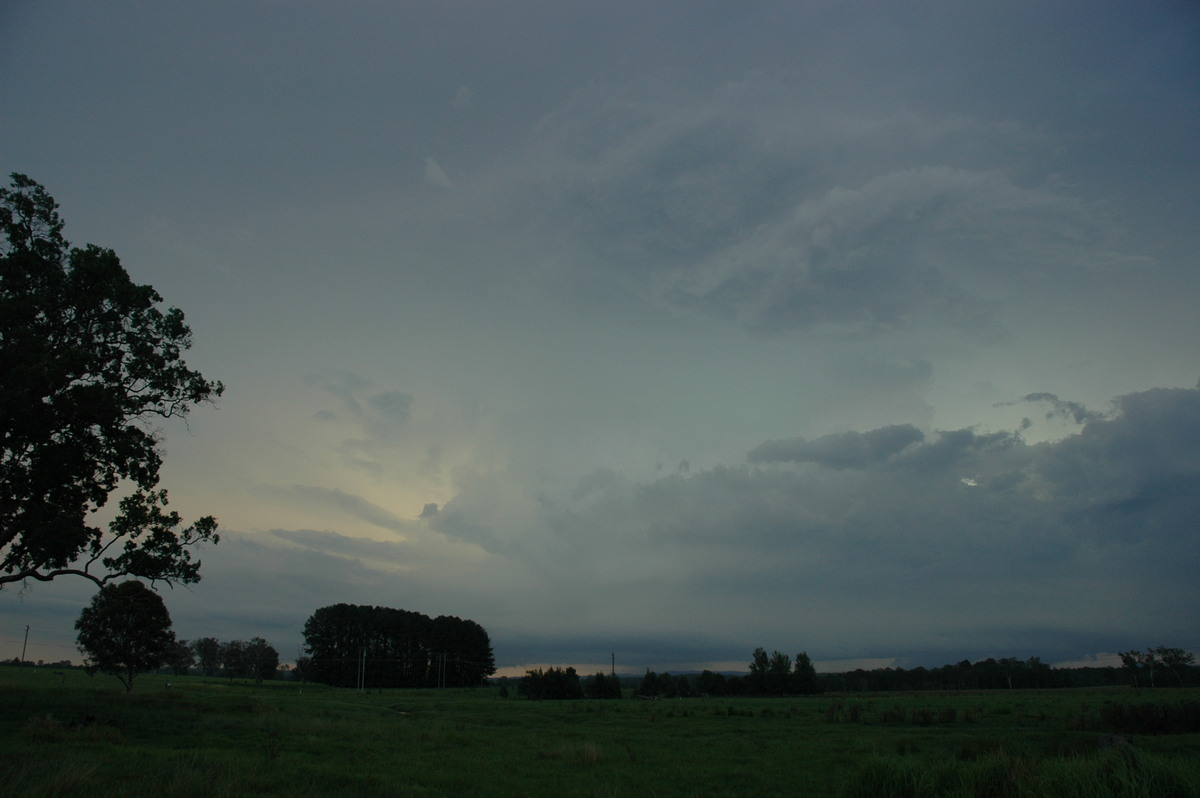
844 747 1199 798
3 666 1199 796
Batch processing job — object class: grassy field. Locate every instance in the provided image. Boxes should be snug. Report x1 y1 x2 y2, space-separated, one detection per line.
2 666 1198 797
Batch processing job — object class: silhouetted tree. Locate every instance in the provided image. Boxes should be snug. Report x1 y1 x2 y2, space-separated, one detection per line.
0 174 223 590
747 647 770 694
244 637 279 682
1155 647 1195 686
168 638 195 676
75 580 175 692
221 640 248 679
766 650 791 695
1122 646 1196 687
192 637 222 676
793 651 820 694
585 672 623 699
1120 649 1159 688
638 669 670 698
519 667 583 700
429 615 496 686
697 669 728 696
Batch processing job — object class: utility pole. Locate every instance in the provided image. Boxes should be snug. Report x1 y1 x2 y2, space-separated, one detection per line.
611 652 615 677
21 625 29 665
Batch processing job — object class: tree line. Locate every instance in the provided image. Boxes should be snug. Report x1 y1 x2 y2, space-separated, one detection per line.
1118 647 1196 688
509 646 1199 700
301 603 495 688
819 650 1198 692
513 648 822 700
170 636 281 682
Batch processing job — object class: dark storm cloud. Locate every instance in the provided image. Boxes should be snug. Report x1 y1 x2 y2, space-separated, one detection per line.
749 424 925 469
1005 392 1107 425
507 383 1200 662
501 74 1136 337
1035 387 1200 530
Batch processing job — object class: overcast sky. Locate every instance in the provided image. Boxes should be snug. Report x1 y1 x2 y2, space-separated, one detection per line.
3 1 1198 675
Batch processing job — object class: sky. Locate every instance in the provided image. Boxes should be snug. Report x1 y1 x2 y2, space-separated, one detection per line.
2 0 1198 676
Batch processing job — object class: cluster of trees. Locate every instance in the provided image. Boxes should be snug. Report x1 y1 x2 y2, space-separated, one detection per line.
748 648 820 695
638 669 696 697
585 671 624 699
72 580 283 690
815 649 1198 692
513 649 823 701
818 657 1058 693
509 645 1198 701
642 649 822 698
517 666 582 699
1119 647 1196 688
515 667 622 700
302 604 495 688
171 636 280 681
2 658 76 668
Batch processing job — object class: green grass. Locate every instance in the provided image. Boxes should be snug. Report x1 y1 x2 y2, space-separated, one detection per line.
2 666 1198 796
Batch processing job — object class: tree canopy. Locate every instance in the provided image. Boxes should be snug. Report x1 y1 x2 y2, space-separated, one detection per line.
302 603 496 688
75 579 176 692
1 174 223 589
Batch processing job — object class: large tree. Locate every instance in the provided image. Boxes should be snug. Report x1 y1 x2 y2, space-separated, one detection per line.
0 174 223 589
75 579 176 692
302 603 495 688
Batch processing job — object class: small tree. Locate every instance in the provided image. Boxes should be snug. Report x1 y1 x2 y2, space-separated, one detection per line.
748 647 770 694
766 650 792 695
793 651 820 694
697 669 728 696
75 580 175 692
192 636 222 676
